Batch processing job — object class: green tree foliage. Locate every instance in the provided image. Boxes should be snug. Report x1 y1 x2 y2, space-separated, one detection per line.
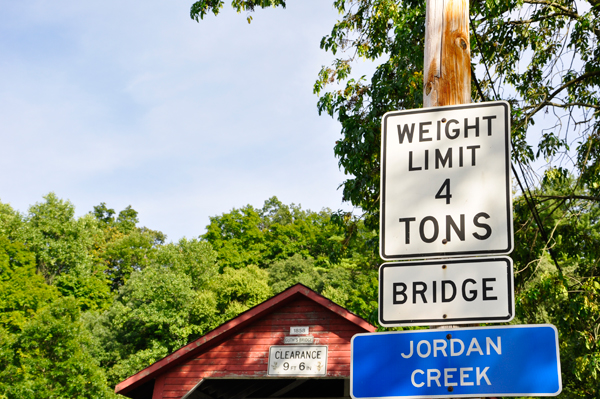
155 238 218 289
11 193 101 281
512 171 600 397
0 195 125 311
88 238 271 386
0 195 172 313
95 263 214 385
0 193 382 393
268 253 323 293
0 192 382 398
202 197 380 322
320 259 379 325
267 254 378 324
92 202 166 290
211 265 273 318
203 196 379 270
97 228 163 291
53 270 112 312
203 203 266 269
190 0 286 23
0 236 60 333
0 203 24 240
0 298 116 399
470 0 600 183
93 203 140 234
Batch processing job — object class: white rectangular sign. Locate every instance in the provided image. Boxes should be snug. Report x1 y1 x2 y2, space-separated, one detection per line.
380 101 513 259
284 336 314 344
268 345 327 376
379 257 514 326
290 326 309 335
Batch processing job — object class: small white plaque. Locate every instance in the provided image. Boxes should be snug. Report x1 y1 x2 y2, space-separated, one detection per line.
268 345 327 376
290 326 309 335
379 256 514 326
284 336 314 344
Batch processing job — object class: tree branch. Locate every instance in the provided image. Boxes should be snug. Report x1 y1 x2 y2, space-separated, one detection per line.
524 0 579 19
535 194 600 201
517 70 600 129
522 0 600 37
505 12 579 26
536 101 600 110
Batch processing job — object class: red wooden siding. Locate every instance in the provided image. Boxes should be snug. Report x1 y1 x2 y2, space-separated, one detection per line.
159 298 364 399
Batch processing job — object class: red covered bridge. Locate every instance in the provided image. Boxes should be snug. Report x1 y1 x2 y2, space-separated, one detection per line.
115 284 377 399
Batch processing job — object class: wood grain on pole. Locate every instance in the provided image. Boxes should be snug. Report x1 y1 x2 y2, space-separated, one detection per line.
424 0 471 108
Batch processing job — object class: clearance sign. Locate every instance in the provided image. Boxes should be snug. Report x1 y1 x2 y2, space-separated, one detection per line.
379 101 513 260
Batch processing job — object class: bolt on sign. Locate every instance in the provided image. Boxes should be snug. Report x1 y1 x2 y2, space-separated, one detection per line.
379 101 513 260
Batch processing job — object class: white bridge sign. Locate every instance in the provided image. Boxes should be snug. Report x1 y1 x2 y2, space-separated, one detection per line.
379 257 514 326
380 101 513 259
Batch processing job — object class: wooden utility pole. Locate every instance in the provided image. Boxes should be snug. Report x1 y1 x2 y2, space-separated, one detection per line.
423 0 474 366
423 0 471 108
423 4 491 399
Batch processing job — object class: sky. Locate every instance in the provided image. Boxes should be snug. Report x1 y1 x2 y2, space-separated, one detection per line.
0 0 374 241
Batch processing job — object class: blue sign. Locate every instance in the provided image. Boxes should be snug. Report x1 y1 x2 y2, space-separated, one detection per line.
351 325 561 398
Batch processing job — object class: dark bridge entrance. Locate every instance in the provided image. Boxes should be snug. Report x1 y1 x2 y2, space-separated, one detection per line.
184 377 349 399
